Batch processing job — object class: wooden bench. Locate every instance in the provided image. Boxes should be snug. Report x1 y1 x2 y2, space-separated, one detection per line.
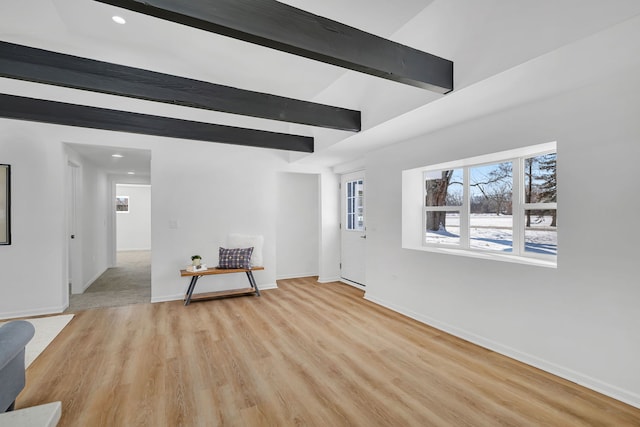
180 266 264 305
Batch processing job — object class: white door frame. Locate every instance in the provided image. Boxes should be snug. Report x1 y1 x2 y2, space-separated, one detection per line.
108 178 118 268
67 161 83 294
340 171 366 289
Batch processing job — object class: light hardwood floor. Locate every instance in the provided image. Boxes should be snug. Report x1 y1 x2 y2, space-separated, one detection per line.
19 278 640 426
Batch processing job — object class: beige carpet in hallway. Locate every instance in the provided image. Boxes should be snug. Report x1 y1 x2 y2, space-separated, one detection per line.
66 250 151 312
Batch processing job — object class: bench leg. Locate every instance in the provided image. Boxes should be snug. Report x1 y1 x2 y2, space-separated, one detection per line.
246 271 261 296
184 276 200 306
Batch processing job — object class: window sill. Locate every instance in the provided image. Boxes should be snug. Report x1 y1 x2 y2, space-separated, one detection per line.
403 244 557 269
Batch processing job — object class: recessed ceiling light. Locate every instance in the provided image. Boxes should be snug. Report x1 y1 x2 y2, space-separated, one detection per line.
112 154 124 158
127 171 135 175
112 16 126 25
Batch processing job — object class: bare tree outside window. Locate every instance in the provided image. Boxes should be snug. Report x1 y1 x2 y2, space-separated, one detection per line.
418 143 556 261
424 169 462 245
425 169 462 231
525 153 557 226
469 162 513 251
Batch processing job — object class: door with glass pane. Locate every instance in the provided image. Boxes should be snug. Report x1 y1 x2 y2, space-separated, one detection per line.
341 171 366 287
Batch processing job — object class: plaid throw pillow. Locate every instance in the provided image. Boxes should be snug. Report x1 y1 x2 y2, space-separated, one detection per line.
218 247 254 269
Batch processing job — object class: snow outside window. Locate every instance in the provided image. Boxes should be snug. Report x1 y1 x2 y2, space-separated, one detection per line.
425 168 462 246
523 153 557 256
417 144 557 265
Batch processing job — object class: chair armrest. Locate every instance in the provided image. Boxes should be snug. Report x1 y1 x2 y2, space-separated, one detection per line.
0 321 35 370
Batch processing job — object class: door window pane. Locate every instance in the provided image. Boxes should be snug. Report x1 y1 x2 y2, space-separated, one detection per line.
346 179 364 231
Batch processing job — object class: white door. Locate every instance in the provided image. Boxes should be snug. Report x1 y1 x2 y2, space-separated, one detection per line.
341 171 366 287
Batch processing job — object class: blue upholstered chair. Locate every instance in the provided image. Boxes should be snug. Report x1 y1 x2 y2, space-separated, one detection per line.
0 320 35 412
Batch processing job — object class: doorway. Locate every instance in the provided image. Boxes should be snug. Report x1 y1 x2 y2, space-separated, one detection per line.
341 171 366 288
64 143 152 311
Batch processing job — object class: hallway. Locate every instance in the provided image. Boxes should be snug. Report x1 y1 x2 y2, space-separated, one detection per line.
66 250 151 312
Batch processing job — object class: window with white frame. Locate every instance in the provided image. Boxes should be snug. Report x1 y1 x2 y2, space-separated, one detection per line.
424 168 463 245
523 152 557 256
346 179 364 231
405 142 557 266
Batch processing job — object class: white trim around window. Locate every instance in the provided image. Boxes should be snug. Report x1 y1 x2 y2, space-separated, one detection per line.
402 142 557 268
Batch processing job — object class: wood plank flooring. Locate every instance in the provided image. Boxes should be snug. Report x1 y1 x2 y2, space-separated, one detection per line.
18 278 640 426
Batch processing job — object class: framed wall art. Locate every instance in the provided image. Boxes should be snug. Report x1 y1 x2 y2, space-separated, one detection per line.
116 195 129 213
1 164 10 245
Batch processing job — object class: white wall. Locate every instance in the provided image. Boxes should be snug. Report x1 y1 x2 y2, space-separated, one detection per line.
276 173 319 279
0 126 273 315
116 184 151 251
364 66 640 407
0 127 67 317
0 119 341 318
149 140 287 301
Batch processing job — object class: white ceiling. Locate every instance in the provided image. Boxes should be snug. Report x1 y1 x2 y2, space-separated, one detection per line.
2 0 640 173
68 143 151 177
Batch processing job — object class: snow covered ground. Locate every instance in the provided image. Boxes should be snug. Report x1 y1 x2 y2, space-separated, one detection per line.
425 214 557 256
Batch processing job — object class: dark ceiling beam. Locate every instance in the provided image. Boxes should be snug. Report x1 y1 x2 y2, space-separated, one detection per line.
94 0 454 93
0 94 314 153
0 41 360 132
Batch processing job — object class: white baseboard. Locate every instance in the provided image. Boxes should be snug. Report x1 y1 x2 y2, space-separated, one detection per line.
364 293 640 410
0 304 68 321
339 278 365 290
150 293 184 304
276 273 318 280
317 276 340 283
117 248 151 252
80 268 107 293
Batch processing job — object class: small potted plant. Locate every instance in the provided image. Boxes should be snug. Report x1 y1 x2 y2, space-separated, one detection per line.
191 255 202 267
